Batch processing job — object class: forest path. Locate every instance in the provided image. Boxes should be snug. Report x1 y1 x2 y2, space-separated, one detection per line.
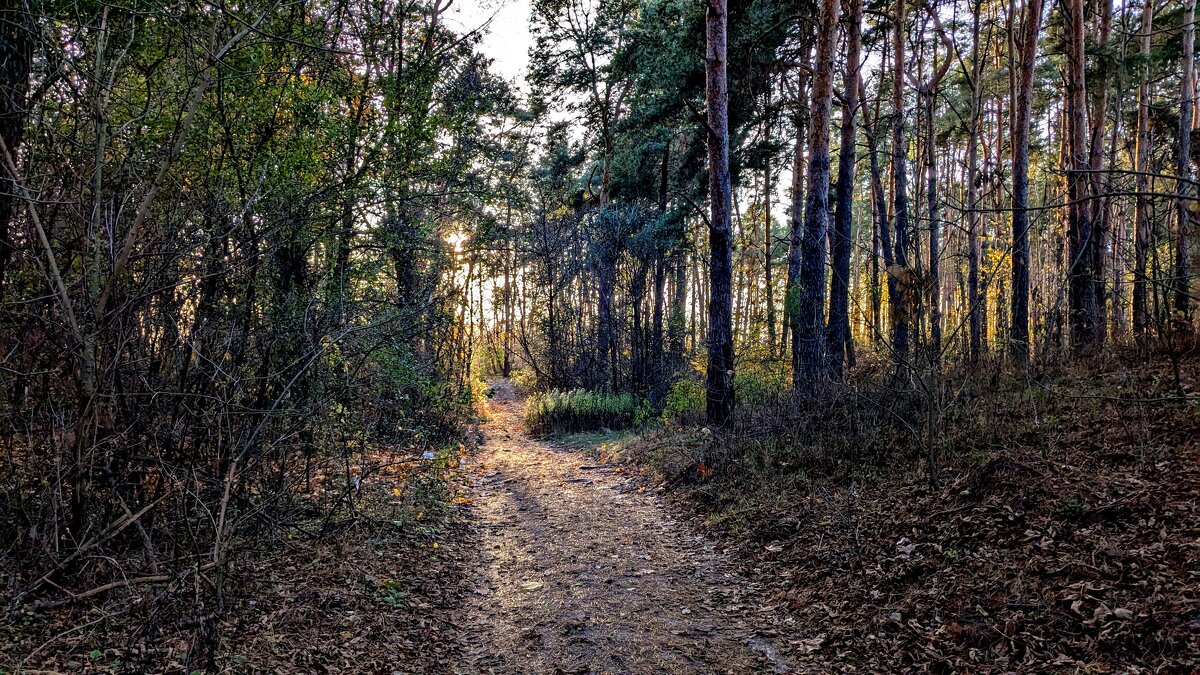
452 380 791 674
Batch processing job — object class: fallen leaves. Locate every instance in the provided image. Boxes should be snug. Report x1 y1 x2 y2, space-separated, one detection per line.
635 356 1200 673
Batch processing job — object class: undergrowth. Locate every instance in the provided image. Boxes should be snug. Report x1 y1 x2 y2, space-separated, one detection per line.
617 349 1199 671
524 388 652 435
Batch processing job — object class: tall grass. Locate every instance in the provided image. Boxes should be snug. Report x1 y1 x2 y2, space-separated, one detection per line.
525 389 642 434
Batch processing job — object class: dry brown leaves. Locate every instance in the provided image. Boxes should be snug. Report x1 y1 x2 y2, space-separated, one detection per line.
644 355 1200 673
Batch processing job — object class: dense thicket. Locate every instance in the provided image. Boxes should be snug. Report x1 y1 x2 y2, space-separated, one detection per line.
0 1 519 665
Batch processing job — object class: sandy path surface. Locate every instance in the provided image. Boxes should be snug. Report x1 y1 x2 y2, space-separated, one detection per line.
452 381 791 674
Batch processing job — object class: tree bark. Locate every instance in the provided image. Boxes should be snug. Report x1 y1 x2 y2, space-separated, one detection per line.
1010 0 1043 365
1065 0 1102 351
1133 0 1154 340
796 0 839 386
966 0 984 362
890 0 912 373
787 45 813 384
0 3 33 301
705 0 735 426
828 0 862 380
1175 0 1195 324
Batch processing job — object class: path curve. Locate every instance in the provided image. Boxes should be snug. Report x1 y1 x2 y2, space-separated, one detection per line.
453 380 790 674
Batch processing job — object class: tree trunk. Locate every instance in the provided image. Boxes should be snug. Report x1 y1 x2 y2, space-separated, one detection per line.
1133 0 1154 340
1175 0 1195 325
0 3 33 301
763 159 777 356
966 0 984 362
796 0 839 386
1065 0 1102 351
787 45 813 383
652 142 670 395
1089 0 1114 342
924 85 941 363
1010 0 1043 365
705 0 735 426
828 0 862 380
890 0 912 373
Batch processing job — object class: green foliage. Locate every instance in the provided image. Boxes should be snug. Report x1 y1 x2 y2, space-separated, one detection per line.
663 379 706 421
734 368 789 407
525 389 643 434
511 368 539 396
633 397 656 427
379 579 409 608
662 367 787 422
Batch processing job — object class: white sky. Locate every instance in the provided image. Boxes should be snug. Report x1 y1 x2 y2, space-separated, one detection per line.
446 0 534 89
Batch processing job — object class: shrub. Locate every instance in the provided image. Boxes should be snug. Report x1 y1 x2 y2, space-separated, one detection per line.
663 379 706 422
662 369 788 423
511 368 538 396
525 389 641 434
734 368 789 407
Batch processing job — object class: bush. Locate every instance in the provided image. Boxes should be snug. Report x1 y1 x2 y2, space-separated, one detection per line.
663 379 706 422
662 369 789 423
734 368 789 407
511 368 538 396
525 389 641 434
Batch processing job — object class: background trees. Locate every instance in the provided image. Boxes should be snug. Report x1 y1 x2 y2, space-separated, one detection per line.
499 0 1197 421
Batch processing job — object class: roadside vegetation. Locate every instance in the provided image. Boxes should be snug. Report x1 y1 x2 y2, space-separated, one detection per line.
588 350 1198 671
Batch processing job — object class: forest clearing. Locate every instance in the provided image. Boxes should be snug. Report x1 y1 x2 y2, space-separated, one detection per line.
1 0 1198 672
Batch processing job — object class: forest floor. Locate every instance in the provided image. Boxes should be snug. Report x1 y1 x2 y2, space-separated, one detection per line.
613 354 1200 672
452 380 796 674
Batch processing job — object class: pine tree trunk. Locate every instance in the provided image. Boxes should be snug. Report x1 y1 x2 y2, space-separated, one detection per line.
1065 0 1102 351
1133 0 1154 340
828 0 862 380
891 0 912 373
966 0 984 362
1175 0 1195 324
1010 0 1043 365
705 0 735 426
796 0 839 386
787 45 813 382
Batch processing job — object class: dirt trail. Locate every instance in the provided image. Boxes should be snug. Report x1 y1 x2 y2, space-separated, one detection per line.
453 381 790 674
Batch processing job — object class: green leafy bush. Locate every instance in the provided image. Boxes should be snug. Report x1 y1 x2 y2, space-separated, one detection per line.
663 379 706 422
735 368 789 407
525 389 640 434
662 369 788 423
